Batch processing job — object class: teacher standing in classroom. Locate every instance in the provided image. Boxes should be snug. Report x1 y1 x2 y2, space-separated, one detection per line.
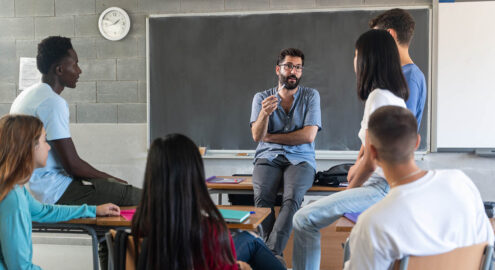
249 48 321 261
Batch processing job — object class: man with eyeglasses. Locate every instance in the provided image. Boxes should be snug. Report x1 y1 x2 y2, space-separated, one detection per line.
249 48 321 262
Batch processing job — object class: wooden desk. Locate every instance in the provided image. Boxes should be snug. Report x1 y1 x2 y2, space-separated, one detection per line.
207 176 345 204
95 205 270 230
335 216 355 232
34 206 269 270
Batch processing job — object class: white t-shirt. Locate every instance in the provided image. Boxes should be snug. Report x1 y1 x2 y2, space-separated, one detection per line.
358 88 406 144
344 170 494 270
10 83 73 204
358 89 406 178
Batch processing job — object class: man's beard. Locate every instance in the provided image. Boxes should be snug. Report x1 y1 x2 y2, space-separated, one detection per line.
279 74 301 90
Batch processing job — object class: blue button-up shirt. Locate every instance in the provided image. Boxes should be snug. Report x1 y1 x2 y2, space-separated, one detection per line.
250 86 321 169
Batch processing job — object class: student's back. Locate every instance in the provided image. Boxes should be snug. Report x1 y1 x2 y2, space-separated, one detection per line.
369 8 427 128
344 106 494 270
346 169 493 269
402 63 426 126
131 134 285 270
11 82 72 204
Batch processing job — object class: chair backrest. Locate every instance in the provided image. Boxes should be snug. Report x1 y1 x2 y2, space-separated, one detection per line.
107 229 147 270
393 242 493 270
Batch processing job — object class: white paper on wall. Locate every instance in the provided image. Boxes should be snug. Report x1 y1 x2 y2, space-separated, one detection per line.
19 57 42 90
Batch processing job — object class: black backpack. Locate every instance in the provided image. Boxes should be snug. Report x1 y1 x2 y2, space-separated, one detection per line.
314 163 354 187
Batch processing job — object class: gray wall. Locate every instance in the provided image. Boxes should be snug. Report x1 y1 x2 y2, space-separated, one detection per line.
70 124 495 201
0 0 430 123
2 0 495 201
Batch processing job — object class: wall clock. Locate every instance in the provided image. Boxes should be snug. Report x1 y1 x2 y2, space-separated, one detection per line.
98 7 131 41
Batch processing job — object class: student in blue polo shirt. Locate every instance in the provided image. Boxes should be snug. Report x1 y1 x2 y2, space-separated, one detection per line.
250 48 321 261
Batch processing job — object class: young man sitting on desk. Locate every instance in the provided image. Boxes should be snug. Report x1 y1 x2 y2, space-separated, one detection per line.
10 36 141 207
344 106 494 269
250 48 321 261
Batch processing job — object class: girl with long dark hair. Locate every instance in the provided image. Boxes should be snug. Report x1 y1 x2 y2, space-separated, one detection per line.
349 29 409 186
292 29 409 270
0 114 120 269
132 134 286 270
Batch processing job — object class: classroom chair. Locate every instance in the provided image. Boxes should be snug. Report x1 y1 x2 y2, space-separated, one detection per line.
106 229 148 270
392 242 493 270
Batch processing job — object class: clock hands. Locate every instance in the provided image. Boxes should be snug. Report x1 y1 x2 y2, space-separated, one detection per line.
103 18 121 26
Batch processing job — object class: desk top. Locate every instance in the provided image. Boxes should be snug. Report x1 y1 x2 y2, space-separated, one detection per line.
67 205 270 231
207 176 345 192
335 216 355 232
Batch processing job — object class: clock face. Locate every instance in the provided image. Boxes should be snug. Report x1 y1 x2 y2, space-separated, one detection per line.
98 7 131 41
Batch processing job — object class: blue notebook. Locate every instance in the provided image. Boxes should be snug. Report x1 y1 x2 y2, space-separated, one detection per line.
219 209 250 223
343 212 362 223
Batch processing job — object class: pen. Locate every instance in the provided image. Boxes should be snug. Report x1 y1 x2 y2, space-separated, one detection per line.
205 176 216 182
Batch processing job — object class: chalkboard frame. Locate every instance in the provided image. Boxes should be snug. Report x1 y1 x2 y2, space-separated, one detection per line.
146 7 432 157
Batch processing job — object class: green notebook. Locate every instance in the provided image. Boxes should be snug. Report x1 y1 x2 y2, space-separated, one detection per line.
219 209 250 223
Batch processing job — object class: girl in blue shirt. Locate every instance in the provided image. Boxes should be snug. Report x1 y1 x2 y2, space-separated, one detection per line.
0 115 120 270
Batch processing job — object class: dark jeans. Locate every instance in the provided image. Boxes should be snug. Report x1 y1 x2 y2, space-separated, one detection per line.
252 155 315 255
233 231 286 270
56 178 142 206
56 178 142 270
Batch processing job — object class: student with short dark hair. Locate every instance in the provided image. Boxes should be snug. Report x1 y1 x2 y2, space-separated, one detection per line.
131 134 286 270
10 36 141 206
0 114 120 270
369 8 427 127
344 106 494 269
292 30 408 270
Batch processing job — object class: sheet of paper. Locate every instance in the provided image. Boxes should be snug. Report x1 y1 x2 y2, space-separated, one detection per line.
19 57 42 90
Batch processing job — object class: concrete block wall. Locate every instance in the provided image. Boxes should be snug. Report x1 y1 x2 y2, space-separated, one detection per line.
9 0 495 201
0 0 430 122
5 0 495 202
70 124 495 201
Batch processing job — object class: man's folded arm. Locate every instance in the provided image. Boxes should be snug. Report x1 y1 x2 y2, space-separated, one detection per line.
263 125 318 145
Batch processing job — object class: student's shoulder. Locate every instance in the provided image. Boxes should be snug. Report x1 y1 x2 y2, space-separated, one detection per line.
0 187 26 217
403 64 426 82
37 91 69 115
433 169 471 182
42 91 68 107
12 83 50 106
370 88 394 97
368 88 404 106
432 169 478 190
357 197 394 229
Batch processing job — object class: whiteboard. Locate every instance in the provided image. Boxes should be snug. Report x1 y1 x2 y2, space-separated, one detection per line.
437 2 495 149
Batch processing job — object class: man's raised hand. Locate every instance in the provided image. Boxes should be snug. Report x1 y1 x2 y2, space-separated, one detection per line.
261 95 278 117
